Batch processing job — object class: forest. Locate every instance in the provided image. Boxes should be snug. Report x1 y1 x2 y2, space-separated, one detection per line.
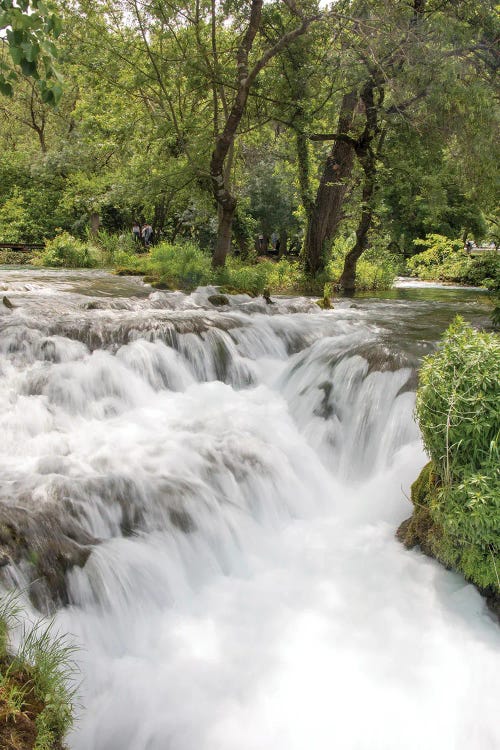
0 0 499 291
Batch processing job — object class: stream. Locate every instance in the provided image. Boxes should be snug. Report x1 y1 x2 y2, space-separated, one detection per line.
0 270 498 750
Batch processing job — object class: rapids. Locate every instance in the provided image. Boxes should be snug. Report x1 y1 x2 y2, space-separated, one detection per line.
0 270 498 750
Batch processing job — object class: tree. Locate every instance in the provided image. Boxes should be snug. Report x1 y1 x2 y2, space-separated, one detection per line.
209 0 322 267
0 0 62 103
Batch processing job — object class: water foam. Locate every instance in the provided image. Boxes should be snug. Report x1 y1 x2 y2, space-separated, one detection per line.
0 273 498 750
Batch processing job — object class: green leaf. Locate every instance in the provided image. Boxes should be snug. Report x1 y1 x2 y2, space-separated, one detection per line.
20 58 38 77
0 79 13 97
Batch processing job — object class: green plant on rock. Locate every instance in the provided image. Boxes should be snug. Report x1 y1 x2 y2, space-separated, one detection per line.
404 318 500 597
0 592 77 750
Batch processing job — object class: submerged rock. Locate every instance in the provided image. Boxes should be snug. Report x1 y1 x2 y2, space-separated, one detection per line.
208 294 229 307
315 296 332 310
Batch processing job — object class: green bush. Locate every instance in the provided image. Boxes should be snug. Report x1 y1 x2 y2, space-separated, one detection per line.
34 232 97 268
327 236 399 290
149 241 212 288
412 318 500 592
416 318 499 477
408 233 500 287
90 230 137 266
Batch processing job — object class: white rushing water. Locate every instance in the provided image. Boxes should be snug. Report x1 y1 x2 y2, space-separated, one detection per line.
0 271 498 750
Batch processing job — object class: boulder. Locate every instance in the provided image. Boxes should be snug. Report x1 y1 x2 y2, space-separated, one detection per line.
208 294 230 306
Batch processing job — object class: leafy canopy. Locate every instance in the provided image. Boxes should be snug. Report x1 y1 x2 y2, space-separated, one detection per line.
0 0 62 103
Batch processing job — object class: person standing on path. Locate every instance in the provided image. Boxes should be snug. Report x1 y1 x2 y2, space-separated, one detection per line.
142 223 153 249
132 223 141 244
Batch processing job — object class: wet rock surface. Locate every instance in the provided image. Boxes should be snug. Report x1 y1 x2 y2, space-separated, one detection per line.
0 505 95 612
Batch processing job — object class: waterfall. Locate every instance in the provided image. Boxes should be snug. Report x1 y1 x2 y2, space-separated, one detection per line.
0 271 498 750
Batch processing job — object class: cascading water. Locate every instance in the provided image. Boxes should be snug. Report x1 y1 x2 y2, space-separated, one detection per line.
1 270 499 750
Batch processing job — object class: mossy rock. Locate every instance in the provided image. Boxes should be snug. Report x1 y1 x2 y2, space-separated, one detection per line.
397 462 500 621
396 462 442 556
219 286 258 297
410 461 436 506
316 296 333 310
151 280 170 290
142 275 157 283
0 506 95 613
114 267 145 276
208 294 230 306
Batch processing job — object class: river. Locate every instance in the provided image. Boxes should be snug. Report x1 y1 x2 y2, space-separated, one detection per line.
0 270 498 750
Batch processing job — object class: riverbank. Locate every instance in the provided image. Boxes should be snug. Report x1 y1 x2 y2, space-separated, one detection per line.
26 233 399 295
0 595 75 750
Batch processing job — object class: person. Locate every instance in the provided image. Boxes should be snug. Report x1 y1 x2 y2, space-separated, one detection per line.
142 223 153 248
465 239 473 254
132 222 141 243
271 231 278 251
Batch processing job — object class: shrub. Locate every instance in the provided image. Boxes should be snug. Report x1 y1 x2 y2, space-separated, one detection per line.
90 230 137 266
327 237 399 290
34 232 97 268
410 318 500 593
149 241 212 288
416 318 499 478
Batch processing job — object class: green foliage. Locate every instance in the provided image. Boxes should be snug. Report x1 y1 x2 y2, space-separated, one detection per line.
19 619 77 743
0 592 76 748
149 241 212 289
407 234 464 277
0 0 62 103
328 236 399 291
416 318 499 477
0 188 33 242
34 231 97 268
414 319 500 591
90 229 136 266
408 234 500 287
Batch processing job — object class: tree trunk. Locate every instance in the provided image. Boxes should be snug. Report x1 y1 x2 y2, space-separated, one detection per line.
338 203 373 292
153 199 167 235
279 229 287 258
89 212 100 238
209 1 316 267
303 92 357 276
212 205 235 267
338 79 385 292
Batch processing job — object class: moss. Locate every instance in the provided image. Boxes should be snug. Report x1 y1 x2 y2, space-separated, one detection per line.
397 463 442 556
315 296 332 310
208 294 229 306
114 267 146 276
150 280 170 290
219 285 258 297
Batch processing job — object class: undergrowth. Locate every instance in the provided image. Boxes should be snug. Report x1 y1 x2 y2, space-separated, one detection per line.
0 592 77 750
